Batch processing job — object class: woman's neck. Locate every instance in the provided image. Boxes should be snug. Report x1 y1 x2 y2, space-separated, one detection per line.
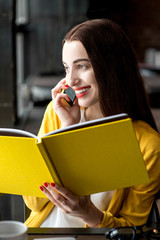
84 103 104 121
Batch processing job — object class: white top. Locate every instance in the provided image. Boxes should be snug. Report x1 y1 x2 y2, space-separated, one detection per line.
40 109 114 227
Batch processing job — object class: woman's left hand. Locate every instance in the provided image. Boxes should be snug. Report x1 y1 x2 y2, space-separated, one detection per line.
39 182 104 227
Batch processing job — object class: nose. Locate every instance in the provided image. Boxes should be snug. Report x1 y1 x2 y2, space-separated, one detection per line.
66 68 80 87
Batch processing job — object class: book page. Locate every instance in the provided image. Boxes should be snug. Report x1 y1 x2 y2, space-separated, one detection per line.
0 113 128 139
0 128 38 139
43 113 128 137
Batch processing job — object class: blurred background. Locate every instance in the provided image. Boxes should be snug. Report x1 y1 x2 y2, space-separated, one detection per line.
1 0 160 222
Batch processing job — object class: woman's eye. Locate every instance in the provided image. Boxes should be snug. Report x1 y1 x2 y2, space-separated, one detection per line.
77 64 86 70
64 66 69 73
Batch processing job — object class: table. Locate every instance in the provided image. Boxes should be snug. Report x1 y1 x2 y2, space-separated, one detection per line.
27 227 160 240
28 228 109 240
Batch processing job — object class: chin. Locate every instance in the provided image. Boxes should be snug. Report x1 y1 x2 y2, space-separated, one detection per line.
78 100 89 108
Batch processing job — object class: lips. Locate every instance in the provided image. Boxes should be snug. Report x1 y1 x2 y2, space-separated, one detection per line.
74 86 90 98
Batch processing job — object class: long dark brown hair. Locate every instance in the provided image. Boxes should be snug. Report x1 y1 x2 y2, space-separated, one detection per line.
63 19 157 131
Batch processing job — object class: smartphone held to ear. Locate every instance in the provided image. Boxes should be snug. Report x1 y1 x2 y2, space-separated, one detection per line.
61 85 76 107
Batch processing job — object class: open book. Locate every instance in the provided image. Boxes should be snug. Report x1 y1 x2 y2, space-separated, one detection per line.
0 113 149 198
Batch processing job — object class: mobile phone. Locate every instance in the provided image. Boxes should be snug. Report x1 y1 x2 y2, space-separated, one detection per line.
61 85 76 107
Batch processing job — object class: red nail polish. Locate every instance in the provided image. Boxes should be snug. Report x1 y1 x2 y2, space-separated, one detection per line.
50 182 55 187
44 182 48 187
39 186 43 191
65 83 69 88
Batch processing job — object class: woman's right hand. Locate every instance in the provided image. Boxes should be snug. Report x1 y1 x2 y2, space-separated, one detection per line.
51 78 80 128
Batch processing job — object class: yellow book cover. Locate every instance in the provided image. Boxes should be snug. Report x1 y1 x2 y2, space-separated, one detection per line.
0 113 149 198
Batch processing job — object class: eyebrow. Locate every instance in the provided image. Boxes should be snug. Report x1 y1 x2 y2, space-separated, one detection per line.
63 58 90 65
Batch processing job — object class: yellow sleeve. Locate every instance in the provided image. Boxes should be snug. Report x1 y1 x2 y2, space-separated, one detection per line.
23 101 62 213
99 121 160 228
38 100 62 137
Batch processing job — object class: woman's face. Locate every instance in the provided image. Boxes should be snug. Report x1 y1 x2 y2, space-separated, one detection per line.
62 40 99 108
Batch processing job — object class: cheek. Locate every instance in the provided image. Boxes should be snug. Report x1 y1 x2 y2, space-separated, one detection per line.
92 81 99 100
90 71 97 84
92 79 99 94
94 88 99 101
86 72 97 86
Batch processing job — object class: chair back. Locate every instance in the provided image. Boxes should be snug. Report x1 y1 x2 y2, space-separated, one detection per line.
146 191 160 226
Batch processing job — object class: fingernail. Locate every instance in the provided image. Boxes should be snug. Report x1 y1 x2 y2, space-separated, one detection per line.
65 83 69 88
50 182 55 187
44 182 48 187
39 186 43 191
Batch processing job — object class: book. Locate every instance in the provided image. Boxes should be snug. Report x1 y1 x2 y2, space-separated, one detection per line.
0 113 149 198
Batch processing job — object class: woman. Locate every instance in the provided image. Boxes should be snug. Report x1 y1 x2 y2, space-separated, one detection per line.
24 19 160 228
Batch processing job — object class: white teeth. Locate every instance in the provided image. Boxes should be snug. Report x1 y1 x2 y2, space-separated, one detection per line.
75 87 90 94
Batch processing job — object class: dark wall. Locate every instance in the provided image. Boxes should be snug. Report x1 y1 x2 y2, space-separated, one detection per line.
87 0 160 62
24 0 88 78
124 0 160 61
0 0 16 127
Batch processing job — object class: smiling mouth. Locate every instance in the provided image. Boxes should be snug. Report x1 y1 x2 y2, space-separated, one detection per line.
75 87 90 95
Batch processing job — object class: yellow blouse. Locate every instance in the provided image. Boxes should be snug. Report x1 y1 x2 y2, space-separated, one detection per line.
24 101 160 228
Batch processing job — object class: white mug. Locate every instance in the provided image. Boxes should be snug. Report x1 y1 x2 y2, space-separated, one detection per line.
0 221 27 240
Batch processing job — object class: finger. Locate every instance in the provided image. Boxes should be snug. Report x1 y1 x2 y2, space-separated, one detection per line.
39 185 56 202
41 183 67 207
51 183 77 202
51 78 66 99
39 185 65 208
73 96 78 106
50 184 92 214
52 86 70 104
53 93 71 110
51 84 64 100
